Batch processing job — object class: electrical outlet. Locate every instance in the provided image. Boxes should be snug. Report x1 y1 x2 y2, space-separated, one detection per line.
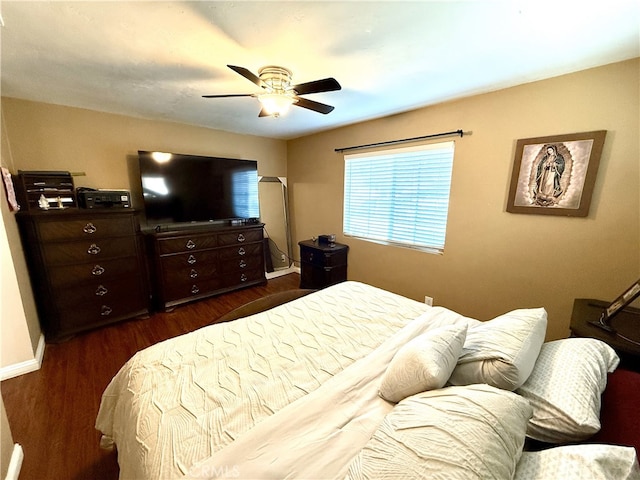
280 253 286 263
424 295 433 306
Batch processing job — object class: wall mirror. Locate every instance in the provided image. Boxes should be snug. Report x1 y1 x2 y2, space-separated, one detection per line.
258 176 292 274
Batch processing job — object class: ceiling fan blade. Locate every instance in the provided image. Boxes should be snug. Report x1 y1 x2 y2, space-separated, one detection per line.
227 65 265 88
293 96 335 114
292 78 341 95
202 93 254 98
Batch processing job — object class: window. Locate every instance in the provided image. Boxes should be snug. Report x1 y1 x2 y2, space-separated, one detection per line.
343 141 454 253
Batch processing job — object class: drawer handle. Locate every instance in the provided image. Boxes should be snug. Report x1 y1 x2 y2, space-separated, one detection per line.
240 273 248 282
239 259 247 268
87 243 101 255
186 240 196 250
187 254 197 265
100 305 113 316
83 223 97 234
191 285 200 295
189 269 198 279
92 265 105 276
238 247 246 256
95 285 108 296
237 233 246 243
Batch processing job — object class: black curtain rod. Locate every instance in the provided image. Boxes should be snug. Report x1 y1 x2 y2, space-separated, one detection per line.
335 129 464 153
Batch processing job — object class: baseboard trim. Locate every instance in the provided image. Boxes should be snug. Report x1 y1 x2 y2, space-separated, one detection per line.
5 443 23 480
266 266 300 280
0 333 45 381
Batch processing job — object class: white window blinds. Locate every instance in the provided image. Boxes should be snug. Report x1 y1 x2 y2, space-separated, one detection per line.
343 141 454 253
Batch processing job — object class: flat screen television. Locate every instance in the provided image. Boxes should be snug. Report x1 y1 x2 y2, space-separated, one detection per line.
138 150 260 228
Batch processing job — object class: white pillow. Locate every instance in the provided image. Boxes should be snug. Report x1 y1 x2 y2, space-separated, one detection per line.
515 444 640 480
346 384 533 480
449 308 547 391
379 324 467 403
516 338 619 443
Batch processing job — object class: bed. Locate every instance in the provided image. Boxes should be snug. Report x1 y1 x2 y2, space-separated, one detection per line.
95 281 640 479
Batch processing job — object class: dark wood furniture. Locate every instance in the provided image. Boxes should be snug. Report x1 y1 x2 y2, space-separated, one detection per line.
570 298 640 371
13 170 77 211
298 239 348 289
16 209 149 342
145 224 267 310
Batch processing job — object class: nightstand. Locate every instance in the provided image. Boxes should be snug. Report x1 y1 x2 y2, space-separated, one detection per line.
570 298 640 372
298 239 348 289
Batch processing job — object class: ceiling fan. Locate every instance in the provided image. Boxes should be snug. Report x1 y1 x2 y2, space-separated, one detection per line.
203 65 341 117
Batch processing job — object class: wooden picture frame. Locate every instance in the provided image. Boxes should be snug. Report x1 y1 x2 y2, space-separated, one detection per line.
506 130 606 216
590 277 640 332
605 278 640 321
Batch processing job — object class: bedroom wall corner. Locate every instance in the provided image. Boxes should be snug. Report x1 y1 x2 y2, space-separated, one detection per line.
0 104 42 374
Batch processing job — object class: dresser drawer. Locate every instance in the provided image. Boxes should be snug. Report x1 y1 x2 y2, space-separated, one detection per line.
218 228 263 246
161 260 220 285
157 233 218 254
53 276 145 309
42 236 138 265
37 215 136 241
48 256 141 287
160 249 219 271
220 268 265 288
300 264 347 290
163 277 223 303
218 242 262 260
220 254 263 274
57 293 148 331
300 245 348 267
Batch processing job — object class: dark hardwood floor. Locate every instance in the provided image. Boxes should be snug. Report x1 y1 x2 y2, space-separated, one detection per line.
1 273 301 480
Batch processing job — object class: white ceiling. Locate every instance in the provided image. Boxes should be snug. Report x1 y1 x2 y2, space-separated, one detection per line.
2 1 639 140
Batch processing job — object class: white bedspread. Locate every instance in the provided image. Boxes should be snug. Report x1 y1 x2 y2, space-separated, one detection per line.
186 306 473 479
95 281 439 479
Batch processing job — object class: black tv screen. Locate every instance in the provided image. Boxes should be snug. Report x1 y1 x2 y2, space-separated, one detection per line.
138 151 260 227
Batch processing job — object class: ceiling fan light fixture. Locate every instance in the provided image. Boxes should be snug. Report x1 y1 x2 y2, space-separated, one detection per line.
258 93 296 117
204 64 339 117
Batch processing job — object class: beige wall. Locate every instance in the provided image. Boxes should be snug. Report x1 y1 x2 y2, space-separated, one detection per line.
0 193 37 367
1 99 287 197
288 59 640 341
1 105 41 367
0 100 287 369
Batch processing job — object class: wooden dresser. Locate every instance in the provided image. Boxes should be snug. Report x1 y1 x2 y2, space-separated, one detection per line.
146 224 267 310
16 209 149 342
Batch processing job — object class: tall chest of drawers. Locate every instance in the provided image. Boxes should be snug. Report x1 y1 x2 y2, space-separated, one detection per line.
146 224 267 310
16 210 149 341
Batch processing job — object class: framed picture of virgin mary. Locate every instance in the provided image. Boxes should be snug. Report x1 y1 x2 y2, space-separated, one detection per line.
506 130 607 216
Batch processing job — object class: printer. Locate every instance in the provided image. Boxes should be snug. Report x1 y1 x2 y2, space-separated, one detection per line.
77 188 131 208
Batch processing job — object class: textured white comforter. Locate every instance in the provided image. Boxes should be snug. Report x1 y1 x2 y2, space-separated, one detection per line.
95 281 434 479
186 304 474 479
